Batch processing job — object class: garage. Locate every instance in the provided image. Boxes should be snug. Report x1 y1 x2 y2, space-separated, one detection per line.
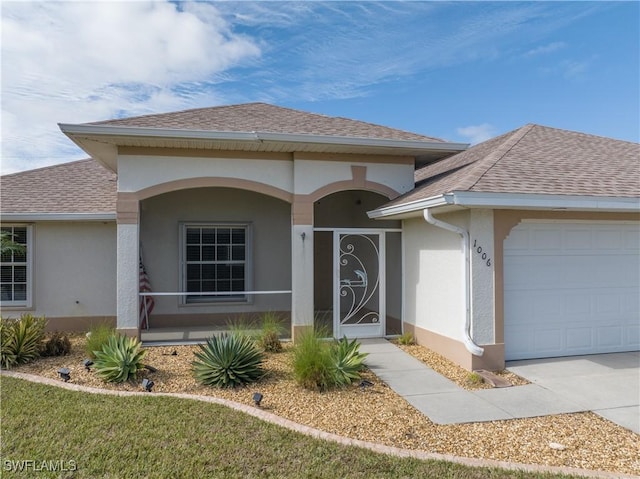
504 221 640 360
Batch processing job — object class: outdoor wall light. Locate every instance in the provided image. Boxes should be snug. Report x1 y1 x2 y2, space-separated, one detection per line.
142 378 154 392
301 232 306 241
83 359 93 371
58 368 71 382
252 392 263 406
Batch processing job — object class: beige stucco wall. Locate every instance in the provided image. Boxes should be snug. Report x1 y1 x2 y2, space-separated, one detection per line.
402 210 469 341
402 208 504 370
468 209 495 344
117 151 415 201
293 158 414 197
118 153 294 194
32 222 117 320
139 188 292 318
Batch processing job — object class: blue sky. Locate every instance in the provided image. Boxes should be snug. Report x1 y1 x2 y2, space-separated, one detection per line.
1 1 638 174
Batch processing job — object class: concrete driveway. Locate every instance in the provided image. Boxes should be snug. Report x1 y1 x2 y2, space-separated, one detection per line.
507 352 640 434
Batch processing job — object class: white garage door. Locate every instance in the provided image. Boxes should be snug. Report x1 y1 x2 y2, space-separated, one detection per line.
504 221 640 360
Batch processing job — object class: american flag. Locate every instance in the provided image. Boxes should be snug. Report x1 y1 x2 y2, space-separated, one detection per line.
139 259 154 329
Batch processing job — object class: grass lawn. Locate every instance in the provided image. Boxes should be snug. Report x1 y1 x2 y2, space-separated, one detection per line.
1 377 580 479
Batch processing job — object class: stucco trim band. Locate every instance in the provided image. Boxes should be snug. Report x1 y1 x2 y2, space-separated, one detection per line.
406 323 505 371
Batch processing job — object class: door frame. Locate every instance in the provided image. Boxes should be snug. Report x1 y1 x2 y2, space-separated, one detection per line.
313 227 404 339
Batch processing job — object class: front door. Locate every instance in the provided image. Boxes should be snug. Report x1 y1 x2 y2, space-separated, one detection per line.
334 230 385 338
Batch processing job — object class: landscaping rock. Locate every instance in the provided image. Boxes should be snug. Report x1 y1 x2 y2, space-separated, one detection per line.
11 334 640 476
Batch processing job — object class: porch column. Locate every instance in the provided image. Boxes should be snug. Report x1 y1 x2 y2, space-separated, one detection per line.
116 193 140 338
291 197 314 341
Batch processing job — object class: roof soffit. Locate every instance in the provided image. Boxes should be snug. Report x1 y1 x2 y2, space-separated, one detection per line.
59 125 468 172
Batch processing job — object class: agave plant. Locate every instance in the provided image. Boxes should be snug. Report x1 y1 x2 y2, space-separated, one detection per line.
0 319 17 369
330 336 368 386
0 314 46 369
93 335 146 383
192 333 264 388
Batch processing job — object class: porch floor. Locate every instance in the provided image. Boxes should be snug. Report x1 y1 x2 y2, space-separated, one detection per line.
140 310 398 346
141 326 254 345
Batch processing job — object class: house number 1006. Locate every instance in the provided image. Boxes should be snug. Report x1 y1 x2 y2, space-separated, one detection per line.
472 239 492 267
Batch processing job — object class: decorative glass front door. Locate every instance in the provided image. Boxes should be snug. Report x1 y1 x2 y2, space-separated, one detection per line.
334 230 385 338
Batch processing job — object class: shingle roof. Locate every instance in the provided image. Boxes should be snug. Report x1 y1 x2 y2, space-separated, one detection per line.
89 102 444 142
1 159 116 214
384 124 640 207
5 123 637 216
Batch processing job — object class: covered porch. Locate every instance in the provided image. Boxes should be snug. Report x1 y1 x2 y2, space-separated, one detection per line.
133 187 403 343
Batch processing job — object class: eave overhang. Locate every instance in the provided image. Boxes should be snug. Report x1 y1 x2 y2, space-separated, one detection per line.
58 123 468 173
368 191 640 220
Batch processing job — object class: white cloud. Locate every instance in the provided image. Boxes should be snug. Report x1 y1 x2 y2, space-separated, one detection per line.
456 124 497 144
538 56 596 80
0 1 612 174
1 1 260 173
525 41 567 57
560 58 593 79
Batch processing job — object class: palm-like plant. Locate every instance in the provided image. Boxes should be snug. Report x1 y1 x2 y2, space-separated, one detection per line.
0 314 46 369
93 335 146 383
192 333 264 388
0 231 26 257
331 336 368 386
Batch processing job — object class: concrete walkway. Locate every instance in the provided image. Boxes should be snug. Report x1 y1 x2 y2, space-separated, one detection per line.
359 339 639 433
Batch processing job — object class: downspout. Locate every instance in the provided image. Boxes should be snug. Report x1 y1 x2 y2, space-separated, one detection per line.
423 209 484 356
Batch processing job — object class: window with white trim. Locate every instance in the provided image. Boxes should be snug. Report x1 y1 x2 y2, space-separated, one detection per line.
181 224 250 304
1 225 32 307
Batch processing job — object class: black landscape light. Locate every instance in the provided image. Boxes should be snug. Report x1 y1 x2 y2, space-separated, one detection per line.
142 378 154 392
83 359 94 371
58 368 71 382
252 392 263 407
359 379 373 390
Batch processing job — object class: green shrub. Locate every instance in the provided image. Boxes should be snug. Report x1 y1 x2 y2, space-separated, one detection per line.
330 336 368 386
93 335 146 383
39 331 72 357
397 331 415 345
293 330 368 391
466 372 484 387
192 333 264 388
0 314 46 369
226 317 258 339
257 312 285 353
86 323 115 359
292 329 334 392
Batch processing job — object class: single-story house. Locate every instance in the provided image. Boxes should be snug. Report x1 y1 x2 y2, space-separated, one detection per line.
1 103 638 370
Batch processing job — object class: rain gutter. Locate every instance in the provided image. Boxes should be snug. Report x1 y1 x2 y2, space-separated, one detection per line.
57 124 468 153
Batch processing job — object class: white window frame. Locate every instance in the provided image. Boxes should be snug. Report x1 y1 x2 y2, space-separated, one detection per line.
0 224 33 309
179 222 253 305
